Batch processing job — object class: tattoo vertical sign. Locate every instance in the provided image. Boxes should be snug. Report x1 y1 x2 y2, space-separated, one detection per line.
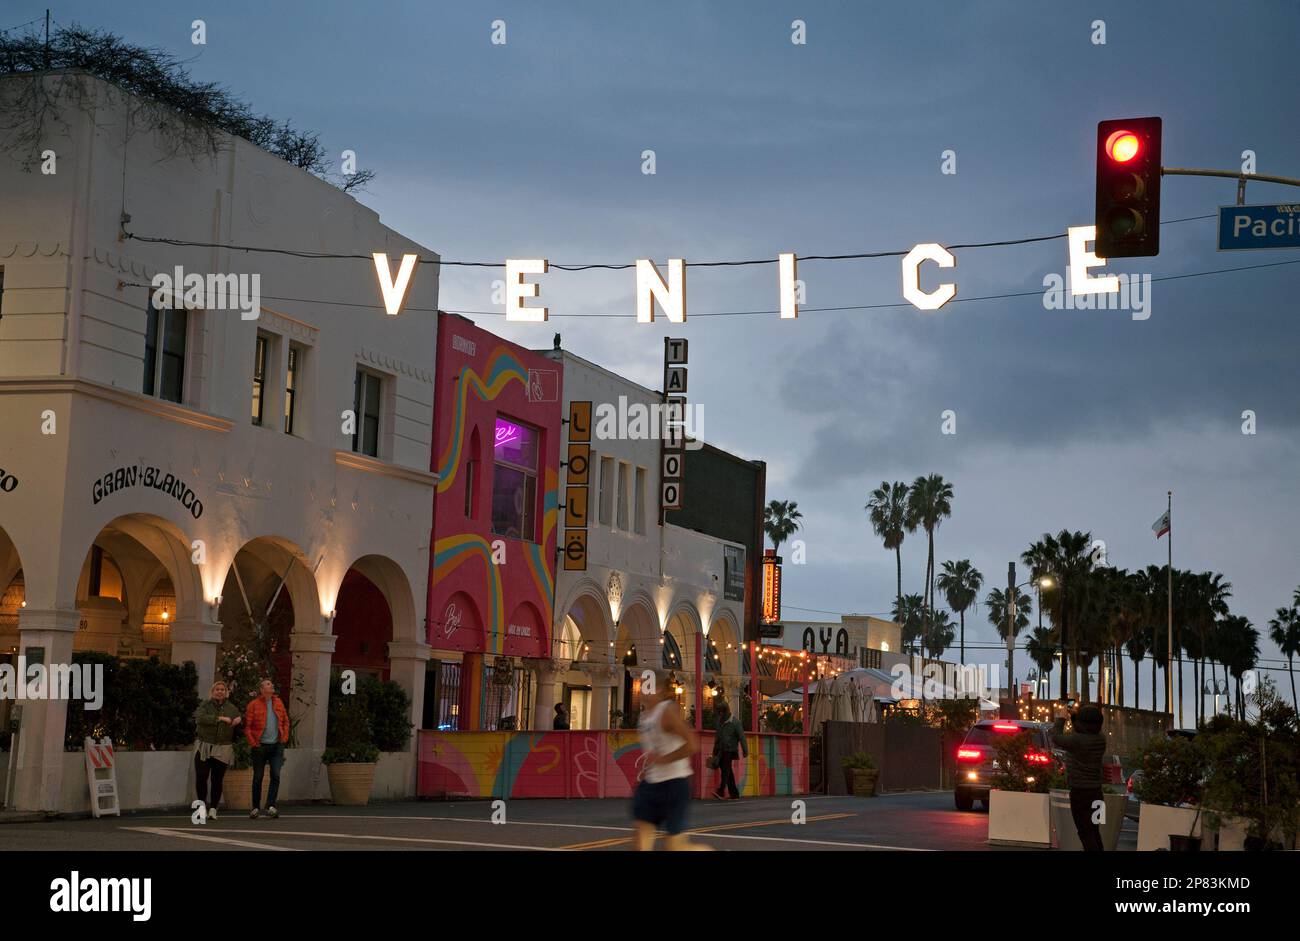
563 400 591 571
661 337 687 518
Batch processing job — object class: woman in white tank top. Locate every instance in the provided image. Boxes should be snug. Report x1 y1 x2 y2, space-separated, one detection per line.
631 669 712 851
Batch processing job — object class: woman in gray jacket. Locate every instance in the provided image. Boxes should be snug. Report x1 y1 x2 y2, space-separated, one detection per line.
192 680 242 819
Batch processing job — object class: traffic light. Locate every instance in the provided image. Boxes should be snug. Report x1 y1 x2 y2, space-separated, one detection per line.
1095 116 1162 258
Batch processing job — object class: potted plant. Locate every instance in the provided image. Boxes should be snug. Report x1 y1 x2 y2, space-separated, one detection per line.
321 673 380 806
222 737 255 811
987 731 1064 847
1200 683 1300 850
841 752 879 796
1132 733 1204 851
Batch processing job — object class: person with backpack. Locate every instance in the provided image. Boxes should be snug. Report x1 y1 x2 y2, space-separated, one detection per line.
711 701 748 801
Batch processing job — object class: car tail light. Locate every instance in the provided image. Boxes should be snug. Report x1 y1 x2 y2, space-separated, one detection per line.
1026 752 1052 765
1127 777 1134 794
957 748 982 761
992 723 1019 732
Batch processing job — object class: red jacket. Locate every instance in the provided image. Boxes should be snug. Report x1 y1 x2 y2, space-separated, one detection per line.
244 695 290 746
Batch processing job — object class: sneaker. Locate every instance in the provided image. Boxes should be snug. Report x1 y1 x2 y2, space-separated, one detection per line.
208 808 218 821
711 791 725 801
267 806 279 819
249 808 260 819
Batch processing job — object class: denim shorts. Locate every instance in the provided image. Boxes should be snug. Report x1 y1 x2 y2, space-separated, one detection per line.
632 777 691 835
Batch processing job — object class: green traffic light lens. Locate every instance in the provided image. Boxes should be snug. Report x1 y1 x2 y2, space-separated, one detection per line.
1106 207 1144 237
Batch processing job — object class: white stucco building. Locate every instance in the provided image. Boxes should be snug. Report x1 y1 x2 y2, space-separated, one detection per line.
539 349 765 730
0 73 439 811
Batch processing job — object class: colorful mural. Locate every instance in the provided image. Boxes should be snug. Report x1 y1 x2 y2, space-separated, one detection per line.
417 730 809 799
428 314 561 661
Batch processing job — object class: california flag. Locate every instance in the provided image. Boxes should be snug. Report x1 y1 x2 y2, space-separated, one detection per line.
1152 510 1170 539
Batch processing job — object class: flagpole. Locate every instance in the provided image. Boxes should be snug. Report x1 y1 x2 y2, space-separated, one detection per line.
1167 490 1174 725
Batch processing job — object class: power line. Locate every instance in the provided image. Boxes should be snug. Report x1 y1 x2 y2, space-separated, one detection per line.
120 255 1300 320
121 213 1216 270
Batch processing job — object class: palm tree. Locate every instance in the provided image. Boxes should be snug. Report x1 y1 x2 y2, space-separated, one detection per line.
763 500 803 557
1218 615 1259 719
905 474 954 650
1032 530 1095 699
891 593 926 656
924 609 957 661
866 481 910 621
1125 620 1148 711
1026 626 1057 696
986 585 1031 694
937 559 983 665
1267 605 1300 709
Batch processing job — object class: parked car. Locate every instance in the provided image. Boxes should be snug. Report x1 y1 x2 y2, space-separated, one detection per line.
1125 770 1143 820
953 719 1061 811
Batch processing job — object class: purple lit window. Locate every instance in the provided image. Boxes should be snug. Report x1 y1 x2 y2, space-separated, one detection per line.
492 417 539 541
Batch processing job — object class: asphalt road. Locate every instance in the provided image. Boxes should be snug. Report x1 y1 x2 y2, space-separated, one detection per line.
0 790 1140 851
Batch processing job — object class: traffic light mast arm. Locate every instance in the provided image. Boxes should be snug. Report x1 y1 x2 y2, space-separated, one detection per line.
1162 167 1300 188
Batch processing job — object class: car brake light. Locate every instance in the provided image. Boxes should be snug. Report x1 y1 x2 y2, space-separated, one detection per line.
1026 752 1051 764
992 723 1019 732
957 748 982 761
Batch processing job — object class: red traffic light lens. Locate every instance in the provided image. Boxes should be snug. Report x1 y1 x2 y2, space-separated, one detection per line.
1105 130 1141 163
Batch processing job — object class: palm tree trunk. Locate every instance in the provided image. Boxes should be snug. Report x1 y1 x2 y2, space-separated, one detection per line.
959 610 965 665
894 546 902 631
1289 655 1297 711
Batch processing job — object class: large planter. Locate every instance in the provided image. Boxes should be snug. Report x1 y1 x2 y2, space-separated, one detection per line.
326 762 376 806
1136 803 1201 851
221 768 254 811
988 789 1052 847
1049 790 1126 851
844 768 879 797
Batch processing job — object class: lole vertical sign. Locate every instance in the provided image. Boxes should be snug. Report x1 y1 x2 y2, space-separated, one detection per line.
563 400 592 571
660 337 688 517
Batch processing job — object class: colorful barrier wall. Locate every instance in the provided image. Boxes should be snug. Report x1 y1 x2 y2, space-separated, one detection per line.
417 730 808 799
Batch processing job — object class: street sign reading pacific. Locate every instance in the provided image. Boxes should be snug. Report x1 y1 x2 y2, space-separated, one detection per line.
1217 204 1300 251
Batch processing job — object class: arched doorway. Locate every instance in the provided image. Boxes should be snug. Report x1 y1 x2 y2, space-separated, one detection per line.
216 537 321 711
0 526 24 748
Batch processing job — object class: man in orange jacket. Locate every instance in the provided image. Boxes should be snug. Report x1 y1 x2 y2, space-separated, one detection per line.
244 678 290 819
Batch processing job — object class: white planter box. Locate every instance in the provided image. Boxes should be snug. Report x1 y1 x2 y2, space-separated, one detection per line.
988 789 1052 847
1049 790 1127 851
1136 802 1202 851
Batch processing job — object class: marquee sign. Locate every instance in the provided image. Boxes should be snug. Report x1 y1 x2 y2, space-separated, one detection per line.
562 400 591 571
660 338 687 515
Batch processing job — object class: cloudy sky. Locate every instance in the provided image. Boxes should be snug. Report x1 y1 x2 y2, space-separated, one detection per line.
22 0 1300 711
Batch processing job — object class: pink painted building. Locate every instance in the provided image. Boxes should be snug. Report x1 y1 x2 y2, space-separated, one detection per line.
423 313 562 732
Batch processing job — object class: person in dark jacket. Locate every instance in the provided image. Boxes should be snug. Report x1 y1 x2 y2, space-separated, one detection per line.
1051 704 1107 851
711 702 748 800
192 680 242 820
553 702 570 730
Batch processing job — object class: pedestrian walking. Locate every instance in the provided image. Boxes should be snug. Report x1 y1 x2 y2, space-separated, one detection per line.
192 680 241 820
632 669 711 851
1051 703 1108 851
710 701 747 800
244 678 289 819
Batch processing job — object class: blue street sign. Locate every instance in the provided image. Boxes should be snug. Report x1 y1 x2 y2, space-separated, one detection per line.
1217 203 1300 251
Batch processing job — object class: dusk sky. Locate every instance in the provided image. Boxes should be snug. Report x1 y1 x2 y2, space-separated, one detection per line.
18 0 1300 706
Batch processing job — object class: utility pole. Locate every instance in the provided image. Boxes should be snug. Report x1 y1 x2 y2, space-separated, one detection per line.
1004 561 1015 719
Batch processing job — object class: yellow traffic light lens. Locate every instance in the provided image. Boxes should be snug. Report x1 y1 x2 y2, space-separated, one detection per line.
1106 130 1141 163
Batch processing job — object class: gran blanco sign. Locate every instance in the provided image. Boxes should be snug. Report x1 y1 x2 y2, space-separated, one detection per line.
92 465 204 519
